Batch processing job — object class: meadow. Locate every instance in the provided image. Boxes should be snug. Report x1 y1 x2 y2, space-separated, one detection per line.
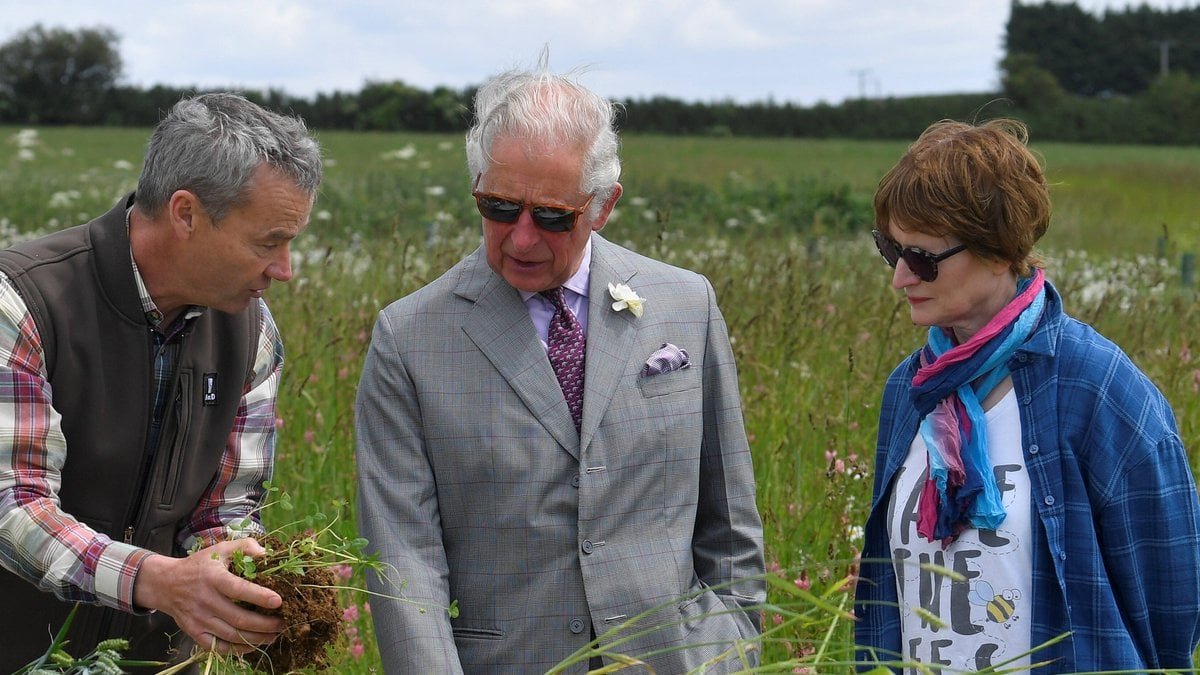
4 124 1200 672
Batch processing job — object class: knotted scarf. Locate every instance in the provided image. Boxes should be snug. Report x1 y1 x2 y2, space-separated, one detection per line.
911 268 1046 546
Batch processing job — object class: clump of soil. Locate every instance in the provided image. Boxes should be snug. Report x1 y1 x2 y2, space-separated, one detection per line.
240 534 343 672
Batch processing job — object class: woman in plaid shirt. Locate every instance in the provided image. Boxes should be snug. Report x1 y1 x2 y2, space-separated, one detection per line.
854 118 1200 672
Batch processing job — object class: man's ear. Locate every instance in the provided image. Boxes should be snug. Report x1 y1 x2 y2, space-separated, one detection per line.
167 189 203 237
591 182 623 233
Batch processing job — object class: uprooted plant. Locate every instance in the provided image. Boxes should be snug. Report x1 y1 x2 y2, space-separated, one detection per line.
174 483 386 673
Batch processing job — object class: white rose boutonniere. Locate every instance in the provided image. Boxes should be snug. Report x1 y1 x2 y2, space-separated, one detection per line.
608 282 645 317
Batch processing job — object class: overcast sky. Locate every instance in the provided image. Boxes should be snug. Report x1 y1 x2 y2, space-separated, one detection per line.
1 1 1193 106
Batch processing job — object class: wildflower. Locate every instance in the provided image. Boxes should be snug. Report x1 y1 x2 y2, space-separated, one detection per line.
794 571 811 591
333 563 353 580
424 185 445 196
351 639 366 659
382 145 417 160
113 159 133 170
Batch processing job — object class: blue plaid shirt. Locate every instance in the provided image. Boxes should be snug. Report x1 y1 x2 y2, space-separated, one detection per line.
855 280 1200 672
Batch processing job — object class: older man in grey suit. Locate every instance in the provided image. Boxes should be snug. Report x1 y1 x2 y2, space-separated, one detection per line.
355 60 765 673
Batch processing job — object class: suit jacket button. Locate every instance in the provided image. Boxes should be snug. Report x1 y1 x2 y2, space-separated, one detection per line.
569 618 585 634
581 539 594 554
571 474 580 488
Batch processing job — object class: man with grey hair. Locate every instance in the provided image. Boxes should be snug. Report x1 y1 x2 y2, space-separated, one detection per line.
357 60 765 672
0 92 321 671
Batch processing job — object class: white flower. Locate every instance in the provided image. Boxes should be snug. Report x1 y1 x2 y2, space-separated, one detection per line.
608 282 645 317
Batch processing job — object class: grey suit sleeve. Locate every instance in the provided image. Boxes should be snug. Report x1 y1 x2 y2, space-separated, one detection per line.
355 310 464 673
693 277 766 635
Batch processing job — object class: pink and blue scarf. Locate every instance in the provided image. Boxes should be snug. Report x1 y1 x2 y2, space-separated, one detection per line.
911 268 1046 546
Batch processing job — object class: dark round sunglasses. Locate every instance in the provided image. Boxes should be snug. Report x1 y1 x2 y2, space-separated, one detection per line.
472 191 594 232
871 229 967 282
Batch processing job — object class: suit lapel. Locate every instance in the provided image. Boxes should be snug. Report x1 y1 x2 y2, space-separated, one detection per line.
457 250 581 456
580 236 639 450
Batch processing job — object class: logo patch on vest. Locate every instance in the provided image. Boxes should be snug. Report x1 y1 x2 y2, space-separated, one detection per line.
203 373 218 405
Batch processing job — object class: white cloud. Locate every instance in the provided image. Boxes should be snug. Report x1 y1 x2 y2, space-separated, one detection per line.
675 0 779 49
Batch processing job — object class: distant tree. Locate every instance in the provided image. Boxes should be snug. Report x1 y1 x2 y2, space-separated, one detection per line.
357 80 432 131
1142 72 1200 143
1006 1 1200 97
0 24 123 124
1007 2 1104 96
1001 52 1066 108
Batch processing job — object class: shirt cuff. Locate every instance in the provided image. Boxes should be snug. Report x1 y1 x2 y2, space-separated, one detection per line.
95 541 155 614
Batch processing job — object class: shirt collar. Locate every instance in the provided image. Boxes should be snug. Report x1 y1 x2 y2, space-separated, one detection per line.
127 205 205 327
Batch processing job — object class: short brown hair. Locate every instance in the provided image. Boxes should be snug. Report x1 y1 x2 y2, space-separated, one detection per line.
873 118 1050 277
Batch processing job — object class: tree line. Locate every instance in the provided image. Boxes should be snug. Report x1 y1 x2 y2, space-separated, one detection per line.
3 2 1200 144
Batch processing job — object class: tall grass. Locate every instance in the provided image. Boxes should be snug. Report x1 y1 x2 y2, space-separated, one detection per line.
4 126 1200 671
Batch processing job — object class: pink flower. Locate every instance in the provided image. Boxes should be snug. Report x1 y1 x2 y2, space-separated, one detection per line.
351 639 365 659
343 605 360 623
794 571 811 591
304 429 315 444
333 563 353 580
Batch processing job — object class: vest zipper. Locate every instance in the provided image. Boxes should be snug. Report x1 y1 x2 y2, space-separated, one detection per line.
121 326 188 547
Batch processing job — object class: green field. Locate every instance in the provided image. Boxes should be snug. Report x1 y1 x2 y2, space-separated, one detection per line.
5 126 1200 672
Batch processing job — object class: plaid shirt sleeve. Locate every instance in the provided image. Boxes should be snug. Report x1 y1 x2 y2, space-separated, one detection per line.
176 298 282 551
0 273 153 612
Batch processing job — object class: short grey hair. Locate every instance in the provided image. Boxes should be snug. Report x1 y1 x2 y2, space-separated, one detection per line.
136 93 322 222
465 56 621 216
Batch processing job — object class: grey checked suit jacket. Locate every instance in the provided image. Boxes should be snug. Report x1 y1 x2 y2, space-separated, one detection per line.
356 234 765 673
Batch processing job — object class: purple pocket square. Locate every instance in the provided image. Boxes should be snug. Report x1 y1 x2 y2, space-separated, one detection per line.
642 343 690 377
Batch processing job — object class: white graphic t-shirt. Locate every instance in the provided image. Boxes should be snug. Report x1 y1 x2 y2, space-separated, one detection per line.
887 389 1032 672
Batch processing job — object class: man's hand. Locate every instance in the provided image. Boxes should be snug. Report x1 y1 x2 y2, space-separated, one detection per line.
133 538 284 655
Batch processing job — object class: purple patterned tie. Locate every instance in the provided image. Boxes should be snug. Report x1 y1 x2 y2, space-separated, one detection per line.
542 287 586 430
